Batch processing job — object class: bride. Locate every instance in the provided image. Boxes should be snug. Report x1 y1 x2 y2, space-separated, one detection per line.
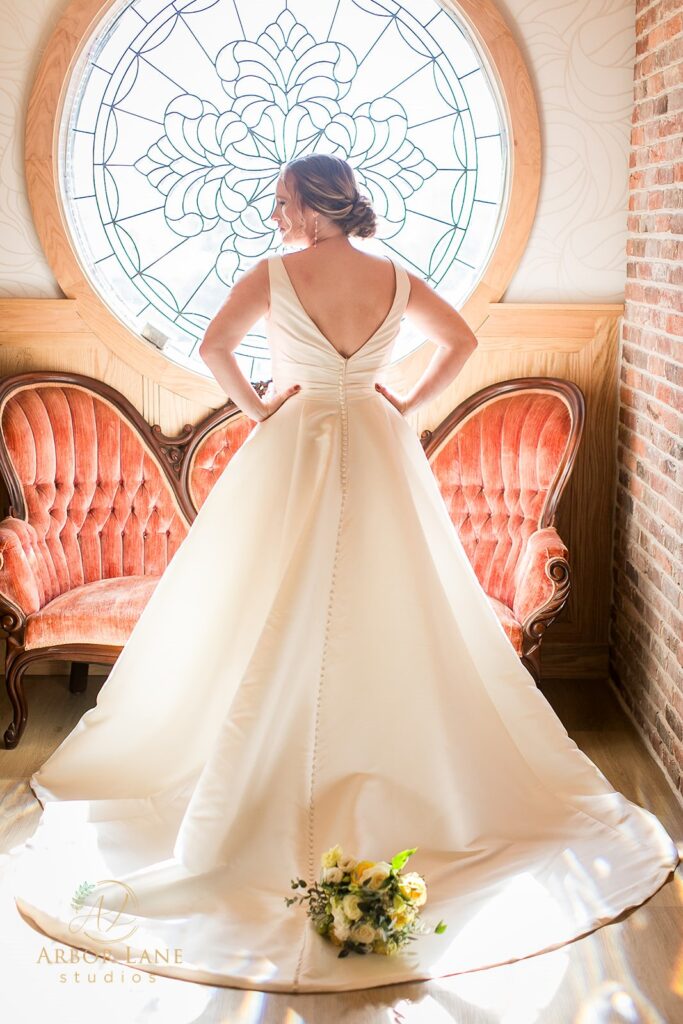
198 157 477 425
4 154 679 993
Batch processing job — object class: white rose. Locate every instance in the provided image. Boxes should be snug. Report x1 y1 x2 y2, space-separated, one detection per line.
320 844 343 869
350 922 376 945
357 861 392 890
331 901 347 922
341 893 363 921
331 903 351 942
338 852 357 873
322 866 344 884
332 920 351 943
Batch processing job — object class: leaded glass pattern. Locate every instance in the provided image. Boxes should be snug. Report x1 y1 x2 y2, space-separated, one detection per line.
60 0 509 382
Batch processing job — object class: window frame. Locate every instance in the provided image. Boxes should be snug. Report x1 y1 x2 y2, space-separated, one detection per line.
26 0 540 404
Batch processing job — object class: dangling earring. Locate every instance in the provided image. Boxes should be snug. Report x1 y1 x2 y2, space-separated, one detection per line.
313 212 319 248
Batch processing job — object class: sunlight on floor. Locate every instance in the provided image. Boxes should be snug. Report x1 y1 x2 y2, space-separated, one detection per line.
230 991 269 1023
387 994 460 1023
281 1010 307 1024
433 947 569 1021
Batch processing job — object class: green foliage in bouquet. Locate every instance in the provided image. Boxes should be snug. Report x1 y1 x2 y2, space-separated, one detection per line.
285 844 447 958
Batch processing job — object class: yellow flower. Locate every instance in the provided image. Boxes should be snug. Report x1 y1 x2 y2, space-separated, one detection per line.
321 844 343 869
389 904 416 930
397 871 427 906
350 860 375 884
357 861 392 890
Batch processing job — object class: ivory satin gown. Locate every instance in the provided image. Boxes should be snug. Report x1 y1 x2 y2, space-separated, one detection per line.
3 254 679 993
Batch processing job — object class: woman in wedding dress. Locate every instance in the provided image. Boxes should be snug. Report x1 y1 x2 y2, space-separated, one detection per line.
4 154 679 993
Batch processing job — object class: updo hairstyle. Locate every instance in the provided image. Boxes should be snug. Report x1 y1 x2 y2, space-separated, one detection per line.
281 154 377 239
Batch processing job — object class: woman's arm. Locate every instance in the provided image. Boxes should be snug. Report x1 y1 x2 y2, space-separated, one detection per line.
198 260 299 421
376 271 479 416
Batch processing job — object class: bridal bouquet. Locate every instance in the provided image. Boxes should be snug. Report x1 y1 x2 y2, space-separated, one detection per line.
285 845 447 957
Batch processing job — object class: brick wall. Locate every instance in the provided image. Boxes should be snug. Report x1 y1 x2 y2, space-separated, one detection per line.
608 0 682 799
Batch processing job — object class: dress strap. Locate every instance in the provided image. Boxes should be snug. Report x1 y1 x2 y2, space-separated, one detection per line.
392 259 411 316
267 255 287 317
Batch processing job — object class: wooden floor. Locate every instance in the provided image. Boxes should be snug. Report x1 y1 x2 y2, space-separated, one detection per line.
0 670 681 1023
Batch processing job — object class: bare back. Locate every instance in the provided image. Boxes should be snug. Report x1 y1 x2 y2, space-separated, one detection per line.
272 242 399 360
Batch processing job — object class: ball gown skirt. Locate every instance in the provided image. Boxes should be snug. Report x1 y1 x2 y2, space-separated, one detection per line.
2 255 678 992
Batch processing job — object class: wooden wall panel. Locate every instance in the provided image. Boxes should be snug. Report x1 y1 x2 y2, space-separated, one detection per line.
0 299 621 681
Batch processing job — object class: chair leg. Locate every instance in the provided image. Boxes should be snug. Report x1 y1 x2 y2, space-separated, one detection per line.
4 650 28 749
69 661 89 693
522 648 541 685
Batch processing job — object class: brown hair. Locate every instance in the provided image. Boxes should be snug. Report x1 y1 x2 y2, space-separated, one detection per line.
281 154 377 239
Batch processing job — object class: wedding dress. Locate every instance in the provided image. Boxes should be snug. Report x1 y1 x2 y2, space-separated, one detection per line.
3 254 679 993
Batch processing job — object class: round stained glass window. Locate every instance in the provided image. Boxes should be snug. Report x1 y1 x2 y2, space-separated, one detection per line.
60 0 509 383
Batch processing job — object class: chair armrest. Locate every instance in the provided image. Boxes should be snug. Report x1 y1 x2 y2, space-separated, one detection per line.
0 517 44 628
512 527 571 637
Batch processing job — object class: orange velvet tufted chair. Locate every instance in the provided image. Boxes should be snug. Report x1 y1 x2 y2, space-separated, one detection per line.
0 372 257 748
0 372 583 749
421 377 584 679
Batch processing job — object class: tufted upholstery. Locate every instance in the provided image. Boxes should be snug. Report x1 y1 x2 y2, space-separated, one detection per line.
23 576 161 650
428 391 573 609
186 416 256 513
0 384 189 615
422 378 583 666
0 372 582 748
